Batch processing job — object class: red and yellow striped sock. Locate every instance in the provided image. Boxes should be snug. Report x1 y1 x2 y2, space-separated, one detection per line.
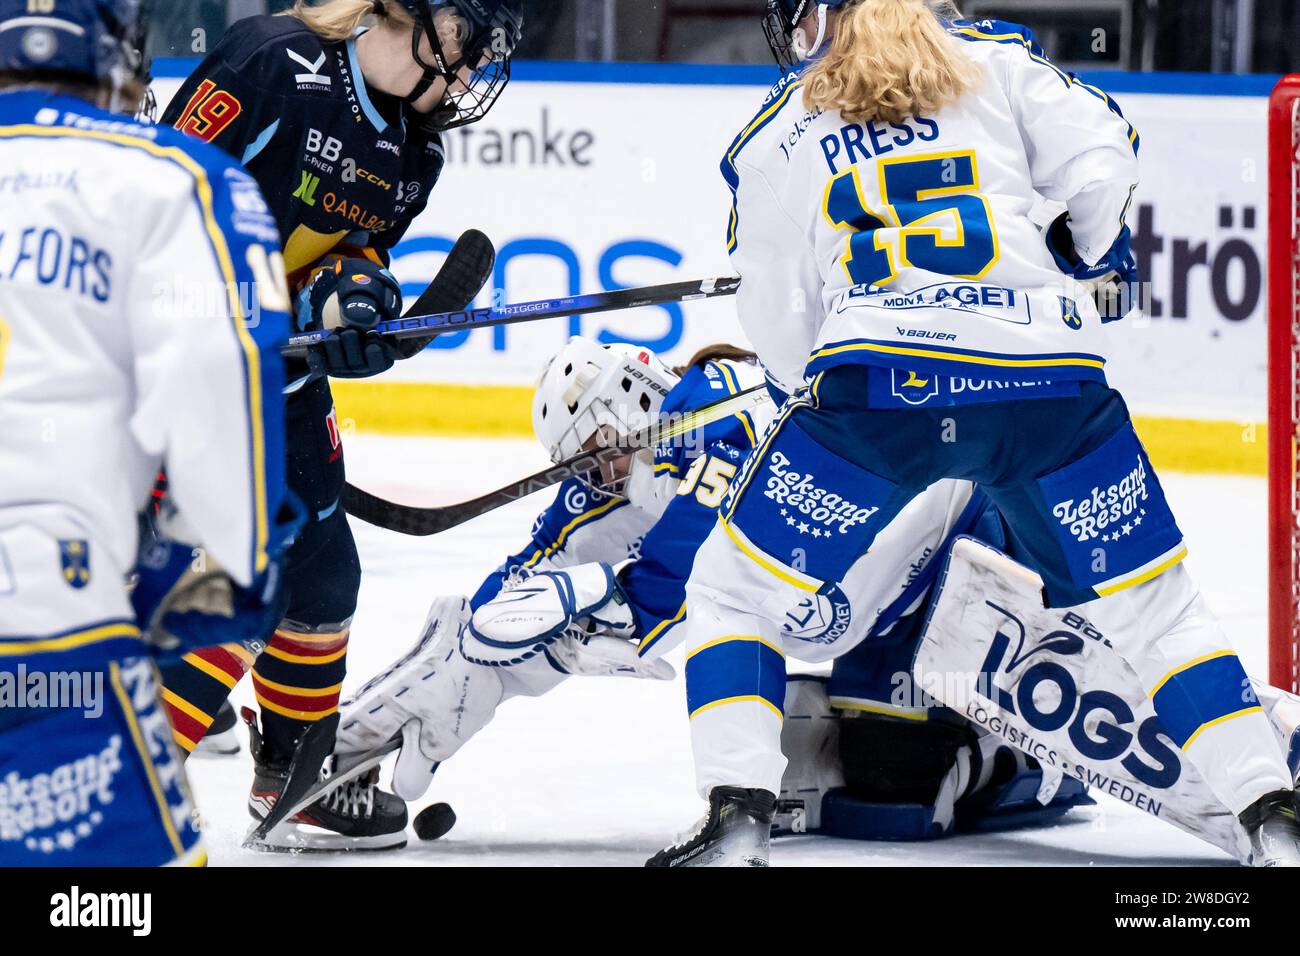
251 628 348 758
158 643 256 755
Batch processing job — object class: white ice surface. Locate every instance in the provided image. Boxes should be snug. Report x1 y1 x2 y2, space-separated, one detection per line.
188 435 1265 866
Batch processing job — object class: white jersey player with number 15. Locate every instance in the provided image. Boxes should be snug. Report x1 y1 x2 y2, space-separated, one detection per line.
645 0 1300 867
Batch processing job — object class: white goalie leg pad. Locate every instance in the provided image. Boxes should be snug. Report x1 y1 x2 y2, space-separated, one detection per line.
915 537 1251 861
1256 682 1300 784
465 563 632 667
1080 564 1291 816
336 596 505 801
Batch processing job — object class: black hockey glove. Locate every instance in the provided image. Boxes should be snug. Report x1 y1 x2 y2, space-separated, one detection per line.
298 258 403 379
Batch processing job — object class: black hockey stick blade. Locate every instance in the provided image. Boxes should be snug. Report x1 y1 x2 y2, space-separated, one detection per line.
342 385 771 537
247 711 341 843
394 229 496 358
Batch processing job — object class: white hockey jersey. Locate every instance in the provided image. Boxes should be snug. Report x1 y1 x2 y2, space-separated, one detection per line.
724 19 1140 395
0 91 293 589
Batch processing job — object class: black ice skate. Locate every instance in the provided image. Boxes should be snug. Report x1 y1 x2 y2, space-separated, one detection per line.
243 708 408 852
646 786 776 868
1240 789 1300 866
193 701 241 757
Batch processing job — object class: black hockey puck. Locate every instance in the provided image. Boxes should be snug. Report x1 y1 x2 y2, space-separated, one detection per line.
413 802 456 841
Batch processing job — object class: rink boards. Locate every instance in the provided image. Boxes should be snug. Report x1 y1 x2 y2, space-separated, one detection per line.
152 62 1282 476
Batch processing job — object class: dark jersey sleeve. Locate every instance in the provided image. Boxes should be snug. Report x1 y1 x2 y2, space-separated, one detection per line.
160 16 296 166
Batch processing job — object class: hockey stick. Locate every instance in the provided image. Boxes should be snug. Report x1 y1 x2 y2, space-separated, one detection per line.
343 384 771 537
393 228 497 357
283 229 497 394
282 275 742 355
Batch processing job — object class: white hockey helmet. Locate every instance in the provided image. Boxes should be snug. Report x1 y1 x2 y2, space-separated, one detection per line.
533 336 680 474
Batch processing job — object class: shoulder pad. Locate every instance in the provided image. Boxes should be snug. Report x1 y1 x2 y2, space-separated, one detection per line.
660 365 719 420
210 14 332 81
721 71 808 182
948 18 1040 51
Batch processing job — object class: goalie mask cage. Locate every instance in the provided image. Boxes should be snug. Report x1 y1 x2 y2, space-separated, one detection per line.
1269 75 1300 694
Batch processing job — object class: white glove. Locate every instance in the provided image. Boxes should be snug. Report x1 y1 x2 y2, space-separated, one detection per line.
464 563 632 667
335 596 504 801
549 627 675 681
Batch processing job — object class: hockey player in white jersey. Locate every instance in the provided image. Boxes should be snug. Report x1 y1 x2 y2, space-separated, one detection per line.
0 1 298 865
636 0 1299 867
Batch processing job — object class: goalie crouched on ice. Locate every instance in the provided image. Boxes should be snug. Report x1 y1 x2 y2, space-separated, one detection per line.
332 337 1084 843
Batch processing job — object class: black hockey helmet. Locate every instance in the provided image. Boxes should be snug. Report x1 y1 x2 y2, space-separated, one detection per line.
762 0 851 72
0 0 153 113
393 0 523 131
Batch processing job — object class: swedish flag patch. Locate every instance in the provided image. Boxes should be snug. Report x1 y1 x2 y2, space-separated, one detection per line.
59 539 90 589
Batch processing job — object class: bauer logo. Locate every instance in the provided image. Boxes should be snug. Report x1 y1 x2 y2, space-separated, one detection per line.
1051 454 1150 544
762 452 879 536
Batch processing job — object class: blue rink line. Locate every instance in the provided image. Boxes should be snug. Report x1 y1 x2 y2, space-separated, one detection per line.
149 56 1282 96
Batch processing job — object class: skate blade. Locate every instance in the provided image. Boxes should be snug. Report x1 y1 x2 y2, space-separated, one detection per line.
242 821 407 854
241 741 399 851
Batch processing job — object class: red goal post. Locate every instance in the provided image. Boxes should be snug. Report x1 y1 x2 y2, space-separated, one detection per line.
1268 75 1300 693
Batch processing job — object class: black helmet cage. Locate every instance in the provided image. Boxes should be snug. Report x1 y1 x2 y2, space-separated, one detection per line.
763 0 815 72
101 0 155 119
405 0 522 132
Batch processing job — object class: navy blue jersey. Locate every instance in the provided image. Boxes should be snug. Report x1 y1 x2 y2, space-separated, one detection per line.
161 15 444 287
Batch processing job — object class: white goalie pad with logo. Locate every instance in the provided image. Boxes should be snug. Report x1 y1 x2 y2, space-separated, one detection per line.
914 536 1266 862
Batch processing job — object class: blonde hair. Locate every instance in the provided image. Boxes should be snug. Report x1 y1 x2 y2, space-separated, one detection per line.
802 0 982 125
284 0 467 50
283 0 409 43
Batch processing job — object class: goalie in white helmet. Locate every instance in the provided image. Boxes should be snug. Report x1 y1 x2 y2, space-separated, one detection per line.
330 337 1042 851
328 338 767 820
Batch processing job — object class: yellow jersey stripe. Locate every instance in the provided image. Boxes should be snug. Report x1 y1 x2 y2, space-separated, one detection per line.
1182 706 1266 751
1149 648 1239 699
690 694 784 721
110 663 186 858
686 633 785 663
0 622 139 657
719 517 821 593
811 340 1107 370
523 497 625 568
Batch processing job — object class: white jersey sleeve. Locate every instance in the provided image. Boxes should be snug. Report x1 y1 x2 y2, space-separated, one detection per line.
0 92 292 588
124 160 291 587
962 20 1139 263
724 77 827 396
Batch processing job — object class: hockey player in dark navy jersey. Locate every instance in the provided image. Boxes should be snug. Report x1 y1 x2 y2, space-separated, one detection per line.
158 0 524 851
